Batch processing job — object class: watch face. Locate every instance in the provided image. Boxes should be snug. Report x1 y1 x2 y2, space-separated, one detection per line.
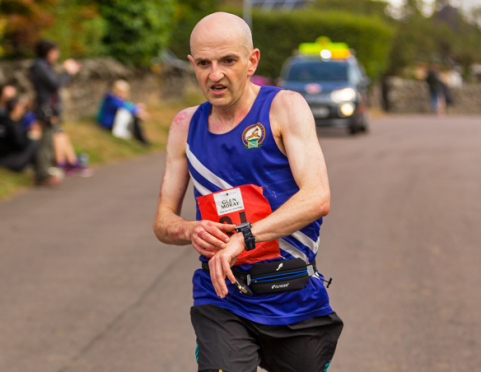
236 222 251 231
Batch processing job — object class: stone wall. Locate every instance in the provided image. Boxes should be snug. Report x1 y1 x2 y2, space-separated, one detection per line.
0 57 198 121
8 59 478 116
369 77 481 114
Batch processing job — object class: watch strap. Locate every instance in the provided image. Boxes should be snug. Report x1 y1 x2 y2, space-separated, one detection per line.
243 230 256 251
235 222 256 251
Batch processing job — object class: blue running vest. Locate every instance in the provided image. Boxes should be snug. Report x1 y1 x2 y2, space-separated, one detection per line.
186 86 333 325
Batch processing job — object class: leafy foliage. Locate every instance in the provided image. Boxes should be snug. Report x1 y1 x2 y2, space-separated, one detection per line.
42 0 106 59
387 4 481 78
97 0 176 66
0 0 104 58
0 0 176 64
0 0 56 57
169 0 219 59
0 15 6 57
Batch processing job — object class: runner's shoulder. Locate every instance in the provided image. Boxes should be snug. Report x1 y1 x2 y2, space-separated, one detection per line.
169 105 199 135
271 89 311 126
167 106 199 153
272 89 309 116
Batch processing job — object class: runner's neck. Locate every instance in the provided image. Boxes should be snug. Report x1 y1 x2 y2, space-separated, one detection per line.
208 83 261 134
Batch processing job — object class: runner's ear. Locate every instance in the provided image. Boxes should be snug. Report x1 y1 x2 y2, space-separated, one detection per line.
247 48 260 77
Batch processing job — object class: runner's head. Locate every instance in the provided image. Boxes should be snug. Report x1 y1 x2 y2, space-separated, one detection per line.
188 12 260 109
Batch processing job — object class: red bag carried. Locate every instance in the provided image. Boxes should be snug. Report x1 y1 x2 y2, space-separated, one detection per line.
197 184 281 265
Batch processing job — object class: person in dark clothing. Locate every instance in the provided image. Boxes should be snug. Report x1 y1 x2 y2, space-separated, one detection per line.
29 39 81 183
0 98 49 182
425 65 444 114
0 84 18 119
440 80 454 108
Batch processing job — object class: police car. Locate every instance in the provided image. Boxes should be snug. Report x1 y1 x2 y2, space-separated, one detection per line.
279 37 370 134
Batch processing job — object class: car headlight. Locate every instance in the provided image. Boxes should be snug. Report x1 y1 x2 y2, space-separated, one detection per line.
339 103 355 116
330 88 356 103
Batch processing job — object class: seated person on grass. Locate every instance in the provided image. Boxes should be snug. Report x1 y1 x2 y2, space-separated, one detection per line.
0 84 18 118
97 80 150 145
22 102 92 178
0 98 44 180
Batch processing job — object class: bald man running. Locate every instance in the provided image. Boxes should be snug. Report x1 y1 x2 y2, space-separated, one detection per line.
153 12 343 372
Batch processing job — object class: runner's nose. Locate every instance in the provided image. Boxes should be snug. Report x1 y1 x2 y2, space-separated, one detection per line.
209 62 224 83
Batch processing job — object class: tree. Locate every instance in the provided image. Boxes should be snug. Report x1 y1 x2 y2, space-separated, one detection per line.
467 6 481 29
42 0 106 59
0 0 57 57
0 0 6 57
386 2 481 78
97 0 176 66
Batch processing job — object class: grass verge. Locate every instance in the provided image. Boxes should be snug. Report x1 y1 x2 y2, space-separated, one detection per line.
0 91 204 200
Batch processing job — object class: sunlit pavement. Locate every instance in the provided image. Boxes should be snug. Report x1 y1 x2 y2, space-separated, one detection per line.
1 115 480 372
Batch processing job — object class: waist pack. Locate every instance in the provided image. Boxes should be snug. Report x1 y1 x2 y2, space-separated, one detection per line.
202 258 330 295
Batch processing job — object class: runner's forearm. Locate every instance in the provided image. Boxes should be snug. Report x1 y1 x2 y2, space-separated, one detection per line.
153 209 195 245
251 187 329 243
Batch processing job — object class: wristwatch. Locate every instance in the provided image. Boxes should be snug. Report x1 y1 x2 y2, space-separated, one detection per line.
235 222 256 251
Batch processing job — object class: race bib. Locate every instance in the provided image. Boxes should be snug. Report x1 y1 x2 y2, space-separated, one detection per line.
197 184 281 265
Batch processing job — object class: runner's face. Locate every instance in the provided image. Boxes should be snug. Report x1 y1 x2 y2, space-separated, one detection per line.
189 40 258 109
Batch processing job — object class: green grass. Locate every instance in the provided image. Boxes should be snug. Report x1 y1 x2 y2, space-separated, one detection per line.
0 90 205 200
0 170 32 200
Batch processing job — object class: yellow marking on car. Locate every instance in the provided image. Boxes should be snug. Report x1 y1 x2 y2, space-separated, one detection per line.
299 36 350 59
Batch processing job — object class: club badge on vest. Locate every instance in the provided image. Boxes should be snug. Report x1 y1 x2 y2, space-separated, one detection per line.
242 122 265 149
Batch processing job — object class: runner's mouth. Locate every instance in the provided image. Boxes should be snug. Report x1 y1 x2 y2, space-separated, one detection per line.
210 85 227 93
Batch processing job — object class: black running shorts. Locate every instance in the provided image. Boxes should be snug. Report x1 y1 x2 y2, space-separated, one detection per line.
191 304 343 372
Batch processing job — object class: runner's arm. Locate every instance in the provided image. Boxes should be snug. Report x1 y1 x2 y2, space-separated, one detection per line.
251 90 330 241
152 108 234 255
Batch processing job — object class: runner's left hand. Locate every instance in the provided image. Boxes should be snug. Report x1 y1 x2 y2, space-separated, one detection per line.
208 232 245 298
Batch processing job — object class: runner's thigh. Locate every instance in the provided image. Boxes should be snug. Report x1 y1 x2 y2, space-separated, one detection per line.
257 313 343 372
191 305 259 372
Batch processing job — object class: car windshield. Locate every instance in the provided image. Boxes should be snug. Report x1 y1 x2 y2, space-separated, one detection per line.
286 60 348 82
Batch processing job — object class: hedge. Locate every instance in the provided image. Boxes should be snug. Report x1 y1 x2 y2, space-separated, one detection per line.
169 9 394 81
169 10 212 61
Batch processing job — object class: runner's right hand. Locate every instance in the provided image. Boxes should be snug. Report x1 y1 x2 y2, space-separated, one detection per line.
190 221 235 257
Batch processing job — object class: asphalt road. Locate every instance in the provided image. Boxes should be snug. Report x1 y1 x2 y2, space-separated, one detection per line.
0 115 480 372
